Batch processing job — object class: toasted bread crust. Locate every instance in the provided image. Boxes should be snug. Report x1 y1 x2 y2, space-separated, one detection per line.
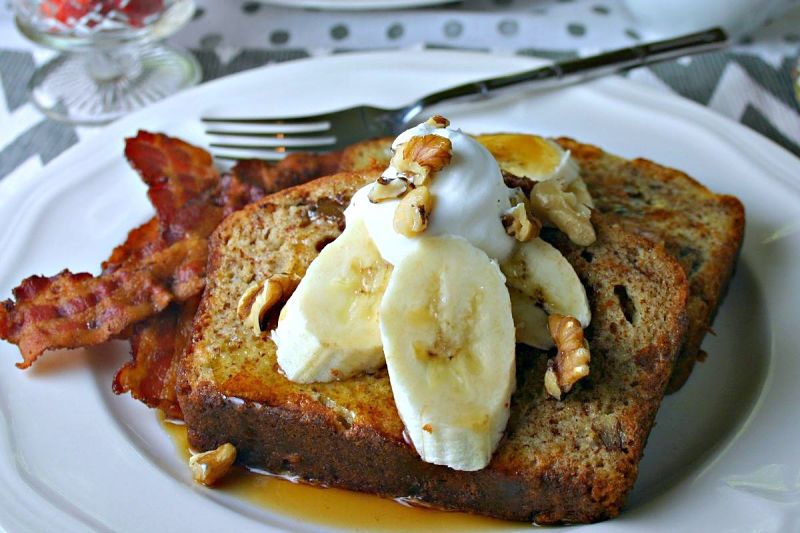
179 168 689 523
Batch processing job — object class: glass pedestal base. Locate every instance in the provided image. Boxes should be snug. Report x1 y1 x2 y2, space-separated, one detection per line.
29 42 200 125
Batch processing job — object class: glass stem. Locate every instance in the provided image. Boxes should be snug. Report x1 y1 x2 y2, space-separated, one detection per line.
84 44 144 83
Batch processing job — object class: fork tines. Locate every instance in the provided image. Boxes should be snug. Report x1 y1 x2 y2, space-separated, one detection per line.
201 115 336 160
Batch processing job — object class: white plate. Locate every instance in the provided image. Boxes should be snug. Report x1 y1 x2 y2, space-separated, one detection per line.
1 50 799 532
254 0 454 11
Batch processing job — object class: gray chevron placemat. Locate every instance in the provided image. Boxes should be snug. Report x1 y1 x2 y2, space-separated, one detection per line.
2 0 800 181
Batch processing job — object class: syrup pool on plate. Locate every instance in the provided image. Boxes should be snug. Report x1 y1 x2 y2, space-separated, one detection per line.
161 418 523 531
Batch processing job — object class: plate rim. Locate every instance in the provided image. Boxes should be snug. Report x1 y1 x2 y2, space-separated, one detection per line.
0 48 798 532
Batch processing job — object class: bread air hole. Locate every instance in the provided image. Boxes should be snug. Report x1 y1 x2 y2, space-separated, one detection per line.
613 285 636 325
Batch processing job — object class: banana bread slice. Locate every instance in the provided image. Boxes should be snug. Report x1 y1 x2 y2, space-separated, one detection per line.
178 170 689 524
554 138 744 391
337 136 744 392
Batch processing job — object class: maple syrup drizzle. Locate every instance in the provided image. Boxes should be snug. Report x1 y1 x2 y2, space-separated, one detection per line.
160 418 523 531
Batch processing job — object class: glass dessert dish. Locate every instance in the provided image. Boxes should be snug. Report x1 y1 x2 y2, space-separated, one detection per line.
13 0 200 125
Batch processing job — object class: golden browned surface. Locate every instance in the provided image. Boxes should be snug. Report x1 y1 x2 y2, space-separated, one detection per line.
179 169 689 523
338 137 393 172
555 138 745 391
182 171 407 438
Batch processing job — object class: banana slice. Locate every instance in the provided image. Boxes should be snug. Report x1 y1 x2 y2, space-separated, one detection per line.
508 287 552 348
273 218 392 383
501 238 590 349
380 236 515 471
474 133 580 184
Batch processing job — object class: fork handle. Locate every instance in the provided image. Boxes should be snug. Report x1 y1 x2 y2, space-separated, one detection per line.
408 27 728 117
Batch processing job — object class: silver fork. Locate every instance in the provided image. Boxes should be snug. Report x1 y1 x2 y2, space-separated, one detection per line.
203 28 727 161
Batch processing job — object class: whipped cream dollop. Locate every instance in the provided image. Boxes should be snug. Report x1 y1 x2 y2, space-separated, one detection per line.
345 121 515 266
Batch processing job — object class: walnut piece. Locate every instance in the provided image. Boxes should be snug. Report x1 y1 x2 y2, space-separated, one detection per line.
501 203 541 242
530 180 596 247
368 175 409 203
391 134 452 186
425 115 450 128
566 178 594 209
238 274 300 334
189 442 237 486
394 186 432 236
544 314 591 400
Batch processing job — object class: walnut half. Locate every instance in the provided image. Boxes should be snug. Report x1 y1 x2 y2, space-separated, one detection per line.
394 186 433 236
530 180 596 247
391 133 452 186
238 274 301 335
544 314 591 400
189 443 237 486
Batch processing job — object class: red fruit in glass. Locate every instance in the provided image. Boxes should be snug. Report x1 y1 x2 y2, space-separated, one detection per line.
40 0 96 26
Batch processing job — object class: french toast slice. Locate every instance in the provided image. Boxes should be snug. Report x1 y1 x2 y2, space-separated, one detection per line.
337 136 745 392
555 138 744 391
178 170 689 524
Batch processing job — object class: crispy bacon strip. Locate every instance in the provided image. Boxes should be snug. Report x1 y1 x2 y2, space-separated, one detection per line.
0 237 207 368
112 170 267 414
109 153 278 413
232 151 341 195
219 172 266 217
2 135 340 411
113 296 199 419
125 131 221 243
102 217 163 273
0 132 221 369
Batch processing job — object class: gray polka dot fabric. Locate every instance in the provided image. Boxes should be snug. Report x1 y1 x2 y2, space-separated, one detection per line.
2 0 800 181
387 22 404 40
330 24 349 41
498 19 518 36
567 22 586 37
444 20 463 39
